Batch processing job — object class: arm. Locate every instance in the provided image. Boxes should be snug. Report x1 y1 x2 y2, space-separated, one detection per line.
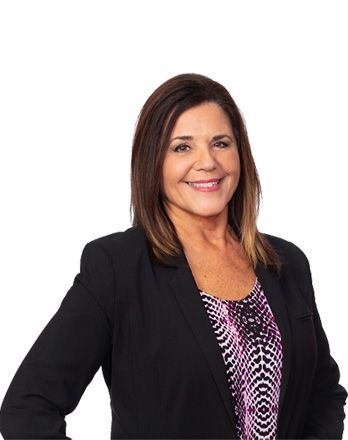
0 240 115 439
301 253 348 439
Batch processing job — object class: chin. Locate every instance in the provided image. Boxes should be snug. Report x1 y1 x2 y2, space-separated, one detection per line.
187 206 227 218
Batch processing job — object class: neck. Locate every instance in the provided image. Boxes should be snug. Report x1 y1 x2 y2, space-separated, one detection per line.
165 207 238 252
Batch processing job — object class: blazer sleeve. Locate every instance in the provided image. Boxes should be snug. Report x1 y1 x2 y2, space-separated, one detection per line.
0 240 115 440
301 252 348 439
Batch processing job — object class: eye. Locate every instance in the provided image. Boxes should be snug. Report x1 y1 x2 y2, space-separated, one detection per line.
173 141 229 153
173 143 190 152
214 141 229 148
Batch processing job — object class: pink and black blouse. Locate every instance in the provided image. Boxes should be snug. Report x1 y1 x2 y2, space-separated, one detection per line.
199 276 283 440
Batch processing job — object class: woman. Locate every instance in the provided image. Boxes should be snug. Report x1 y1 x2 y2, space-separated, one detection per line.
0 73 346 439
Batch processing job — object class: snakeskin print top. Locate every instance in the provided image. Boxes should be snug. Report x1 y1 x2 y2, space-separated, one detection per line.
199 276 283 440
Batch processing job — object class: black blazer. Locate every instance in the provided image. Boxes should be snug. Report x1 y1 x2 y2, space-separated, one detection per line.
0 225 347 439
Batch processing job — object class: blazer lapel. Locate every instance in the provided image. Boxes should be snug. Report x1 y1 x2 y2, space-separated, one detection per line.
166 252 292 436
168 263 238 434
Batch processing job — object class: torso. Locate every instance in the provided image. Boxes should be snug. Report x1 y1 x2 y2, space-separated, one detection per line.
183 240 257 301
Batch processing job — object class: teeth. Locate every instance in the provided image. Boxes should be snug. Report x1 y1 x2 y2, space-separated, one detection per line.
188 180 220 188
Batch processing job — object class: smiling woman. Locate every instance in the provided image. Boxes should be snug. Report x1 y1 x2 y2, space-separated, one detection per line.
0 73 346 440
130 73 280 275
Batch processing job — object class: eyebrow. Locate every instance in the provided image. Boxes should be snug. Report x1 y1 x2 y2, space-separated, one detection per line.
169 134 233 143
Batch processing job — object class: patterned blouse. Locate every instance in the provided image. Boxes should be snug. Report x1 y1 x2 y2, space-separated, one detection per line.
199 276 283 440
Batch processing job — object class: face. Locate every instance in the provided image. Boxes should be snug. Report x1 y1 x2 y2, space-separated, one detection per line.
161 101 240 224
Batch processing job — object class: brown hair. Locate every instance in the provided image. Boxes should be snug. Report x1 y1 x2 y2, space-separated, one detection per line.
130 73 283 275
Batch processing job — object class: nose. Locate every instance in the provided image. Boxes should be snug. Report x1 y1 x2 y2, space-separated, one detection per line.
193 146 218 170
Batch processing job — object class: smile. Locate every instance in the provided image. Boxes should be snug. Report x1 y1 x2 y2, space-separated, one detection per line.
186 178 222 186
184 178 223 192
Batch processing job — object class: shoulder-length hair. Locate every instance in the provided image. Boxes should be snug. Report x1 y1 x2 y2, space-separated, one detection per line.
130 73 283 275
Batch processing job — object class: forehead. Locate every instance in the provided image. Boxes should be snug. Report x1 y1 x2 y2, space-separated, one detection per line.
171 102 233 135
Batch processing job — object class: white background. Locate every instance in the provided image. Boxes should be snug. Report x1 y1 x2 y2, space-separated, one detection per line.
0 1 347 438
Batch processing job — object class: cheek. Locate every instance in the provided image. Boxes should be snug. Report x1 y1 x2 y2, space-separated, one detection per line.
161 158 172 187
223 154 240 175
161 161 176 197
162 157 189 185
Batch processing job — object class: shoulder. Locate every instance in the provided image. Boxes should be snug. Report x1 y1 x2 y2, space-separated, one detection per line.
262 232 308 260
81 224 148 262
73 225 148 328
261 232 311 281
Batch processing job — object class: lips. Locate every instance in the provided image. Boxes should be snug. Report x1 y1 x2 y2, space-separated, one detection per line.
185 177 223 184
184 177 223 192
185 178 224 190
